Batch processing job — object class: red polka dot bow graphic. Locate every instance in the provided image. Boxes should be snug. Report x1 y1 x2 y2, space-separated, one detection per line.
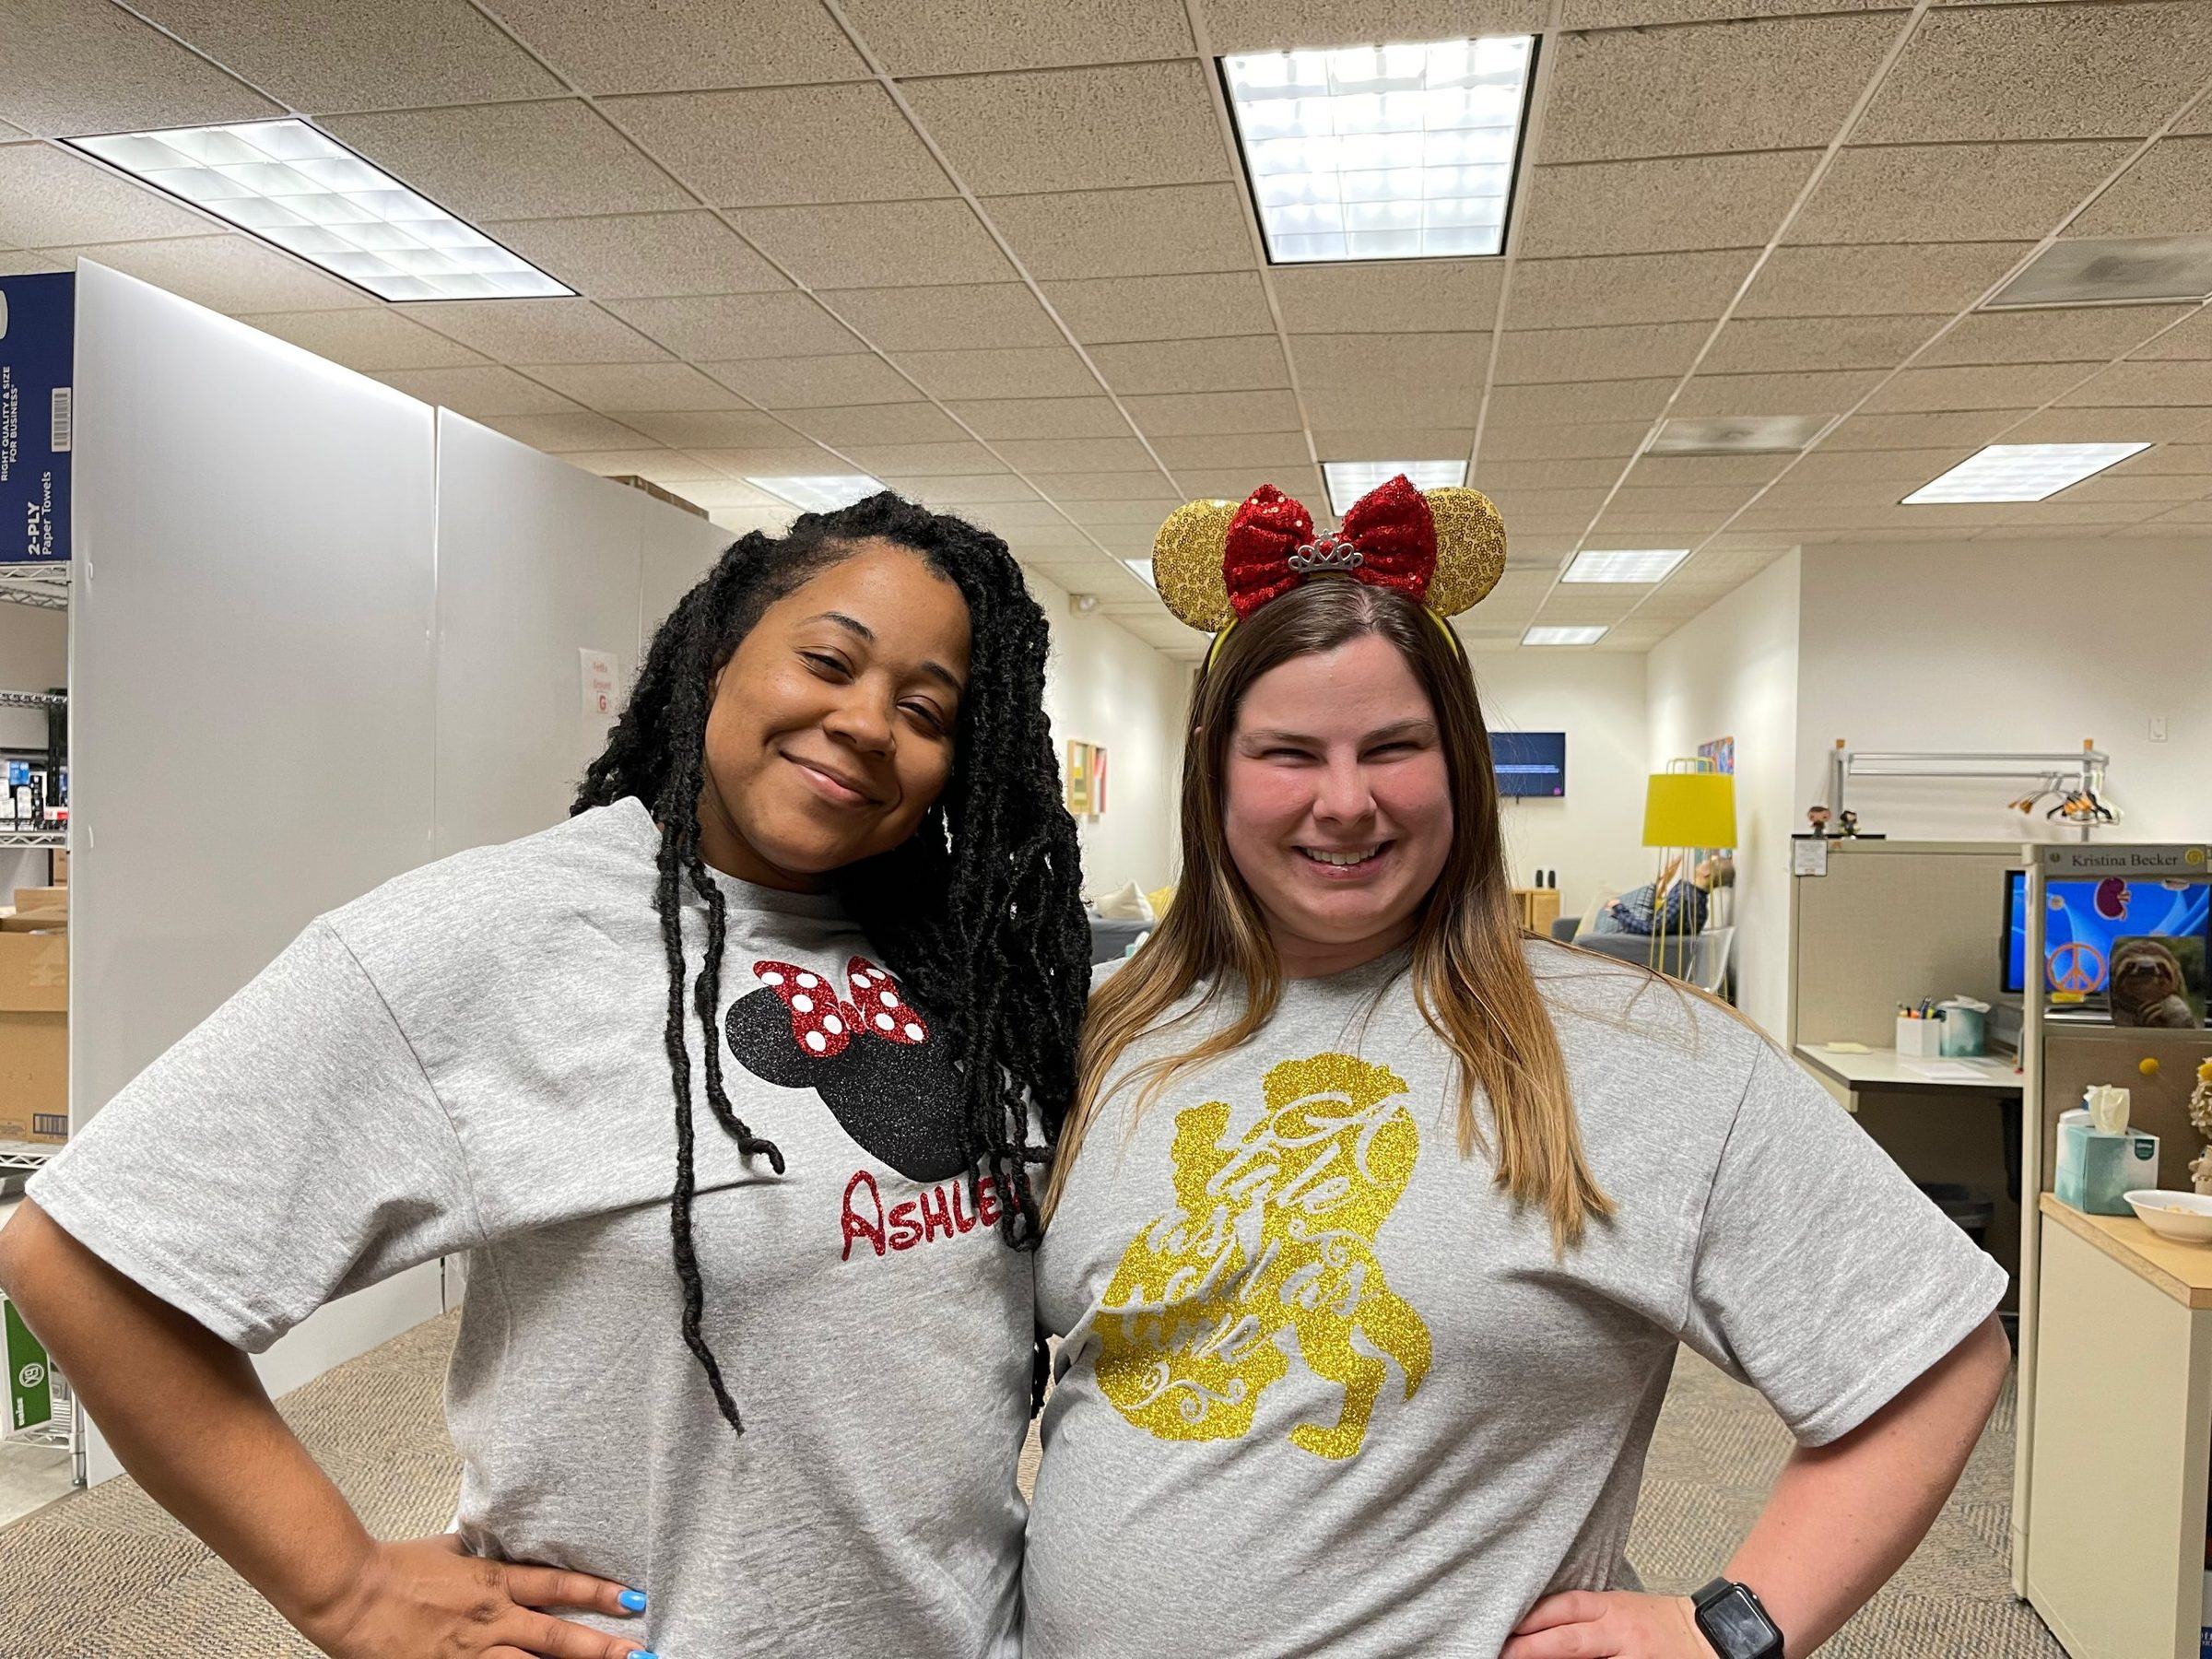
752 957 929 1058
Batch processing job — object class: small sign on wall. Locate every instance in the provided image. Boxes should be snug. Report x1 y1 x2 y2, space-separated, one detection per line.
580 647 620 728
1065 739 1107 817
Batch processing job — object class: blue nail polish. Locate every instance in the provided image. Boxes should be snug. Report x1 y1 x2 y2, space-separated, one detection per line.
630 1651 660 1659
619 1590 648 1612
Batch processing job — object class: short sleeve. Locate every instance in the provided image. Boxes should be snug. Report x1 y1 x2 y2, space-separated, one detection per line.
1679 1042 2008 1447
25 919 482 1353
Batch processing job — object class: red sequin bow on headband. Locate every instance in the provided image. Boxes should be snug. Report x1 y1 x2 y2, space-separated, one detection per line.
1150 473 1509 636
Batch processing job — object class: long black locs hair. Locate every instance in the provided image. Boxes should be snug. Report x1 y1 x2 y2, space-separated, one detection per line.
573 492 1092 1434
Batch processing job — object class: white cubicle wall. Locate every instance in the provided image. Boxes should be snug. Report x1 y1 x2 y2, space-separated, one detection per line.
63 265 734 1486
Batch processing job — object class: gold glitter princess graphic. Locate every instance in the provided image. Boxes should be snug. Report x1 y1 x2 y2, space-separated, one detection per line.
1095 1052 1432 1459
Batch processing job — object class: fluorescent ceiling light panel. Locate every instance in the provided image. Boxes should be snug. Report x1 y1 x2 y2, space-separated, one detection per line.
1988 235 2212 308
744 475 886 512
1562 547 1688 583
65 121 571 302
1322 458 1467 514
1222 35 1536 264
1901 442 2149 504
1647 415 1825 456
1524 625 1607 646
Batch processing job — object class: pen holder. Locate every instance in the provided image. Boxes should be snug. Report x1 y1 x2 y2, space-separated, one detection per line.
1897 1014 1944 1058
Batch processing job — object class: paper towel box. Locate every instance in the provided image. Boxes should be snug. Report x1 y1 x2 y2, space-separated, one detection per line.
2056 1117 2159 1217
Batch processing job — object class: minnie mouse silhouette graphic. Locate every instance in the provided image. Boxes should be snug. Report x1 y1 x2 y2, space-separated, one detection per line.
724 956 971 1182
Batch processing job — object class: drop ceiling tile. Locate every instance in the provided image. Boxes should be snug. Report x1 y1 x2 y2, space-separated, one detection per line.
239 307 486 371
707 505 801 534
706 352 923 407
132 0 560 112
2125 310 2212 360
880 473 1039 504
1201 0 1545 53
1508 251 1758 331
531 361 747 411
607 85 952 206
1181 465 1324 502
1790 141 2136 244
1496 323 1708 385
1000 524 1099 550
482 212 787 300
829 441 1003 476
1918 304 2191 366
660 478 785 509
2046 471 2207 504
1862 361 2095 413
620 409 797 446
1623 453 1790 487
892 345 1099 400
1289 332 1490 391
1479 420 1649 460
1306 384 1478 428
904 62 1229 195
1151 431 1313 469
2058 360 2212 407
1857 3 2212 144
1544 15 1900 163
732 199 1013 288
327 101 688 222
1605 484 1760 514
2067 136 2212 239
782 403 968 445
474 411 653 453
1702 314 1947 373
607 292 867 359
690 443 848 474
1269 262 1502 335
480 0 866 94
2003 405 2212 442
57 236 367 312
838 0 1191 74
1981 500 2169 525
559 447 724 479
412 299 671 365
1672 367 1886 418
1481 457 1630 489
1818 409 2021 449
965 500 1085 528
1487 379 1677 425
1519 152 1818 259
0 253 64 276
0 0 279 136
1062 501 1182 531
947 397 1133 439
1124 388 1303 435
1317 427 1474 462
1092 335 1288 396
1783 446 1973 483
1042 272 1272 344
2140 500 2212 524
2104 441 2212 476
982 184 1253 279
993 437 1156 472
814 283 1061 351
0 144 214 246
1737 242 2033 317
1023 470 1178 501
371 365 581 417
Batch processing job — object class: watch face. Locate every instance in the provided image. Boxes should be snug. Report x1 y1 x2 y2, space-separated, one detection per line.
1702 1587 1777 1655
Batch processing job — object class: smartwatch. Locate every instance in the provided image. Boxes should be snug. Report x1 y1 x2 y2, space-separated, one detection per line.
1691 1578 1784 1659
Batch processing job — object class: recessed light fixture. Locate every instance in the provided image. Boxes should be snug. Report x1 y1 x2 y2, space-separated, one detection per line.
65 121 571 302
1322 458 1467 514
1524 625 1607 646
1562 547 1688 583
1901 442 2149 504
1987 235 2212 308
745 475 887 512
1221 35 1536 264
1647 415 1825 456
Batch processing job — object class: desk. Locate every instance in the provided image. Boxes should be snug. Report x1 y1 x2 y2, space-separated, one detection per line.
2022 1196 2212 1659
1794 1043 2022 1099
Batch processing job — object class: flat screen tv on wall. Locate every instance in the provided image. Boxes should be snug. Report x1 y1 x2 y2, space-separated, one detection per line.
1492 731 1566 798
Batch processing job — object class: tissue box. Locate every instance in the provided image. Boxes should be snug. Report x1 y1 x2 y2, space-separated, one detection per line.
2056 1118 2159 1216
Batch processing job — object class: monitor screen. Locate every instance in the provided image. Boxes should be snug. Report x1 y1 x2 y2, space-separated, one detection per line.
1492 731 1566 797
2004 871 2211 996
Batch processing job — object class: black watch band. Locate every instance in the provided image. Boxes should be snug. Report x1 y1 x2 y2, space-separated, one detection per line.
1691 1577 1784 1659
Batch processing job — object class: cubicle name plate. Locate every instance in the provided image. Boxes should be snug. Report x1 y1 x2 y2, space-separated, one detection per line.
2039 844 2208 880
0 274 74 567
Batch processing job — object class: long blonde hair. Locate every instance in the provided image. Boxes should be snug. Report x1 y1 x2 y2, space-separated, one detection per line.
1044 580 1616 1251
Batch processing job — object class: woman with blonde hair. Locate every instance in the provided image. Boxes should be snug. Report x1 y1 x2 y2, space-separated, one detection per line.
1024 477 2009 1659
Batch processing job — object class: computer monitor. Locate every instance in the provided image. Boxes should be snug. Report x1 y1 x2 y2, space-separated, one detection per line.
2003 870 2212 996
1492 731 1566 798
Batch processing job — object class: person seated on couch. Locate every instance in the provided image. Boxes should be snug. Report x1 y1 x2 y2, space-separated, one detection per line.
1586 854 1733 936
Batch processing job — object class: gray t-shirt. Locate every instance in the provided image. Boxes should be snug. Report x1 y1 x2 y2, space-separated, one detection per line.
1024 942 2006 1657
29 799 1030 1657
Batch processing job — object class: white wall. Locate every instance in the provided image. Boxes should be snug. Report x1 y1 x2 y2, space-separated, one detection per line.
1646 551 1803 1037
1795 537 2212 843
1030 576 1188 898
1469 648 1653 923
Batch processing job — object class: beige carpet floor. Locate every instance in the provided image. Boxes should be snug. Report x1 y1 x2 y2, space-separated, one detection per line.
0 1312 2061 1657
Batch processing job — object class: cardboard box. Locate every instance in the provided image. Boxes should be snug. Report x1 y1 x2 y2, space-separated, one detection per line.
12 888 65 914
49 850 65 887
0 911 65 934
0 930 65 1144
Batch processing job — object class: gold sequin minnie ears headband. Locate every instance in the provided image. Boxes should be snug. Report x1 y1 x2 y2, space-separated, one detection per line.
1150 473 1508 658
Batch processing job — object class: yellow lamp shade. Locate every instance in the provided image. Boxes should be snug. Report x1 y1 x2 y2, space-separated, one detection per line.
1642 771 1736 850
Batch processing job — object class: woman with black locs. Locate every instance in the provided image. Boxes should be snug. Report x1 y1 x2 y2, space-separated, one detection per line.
0 493 1092 1659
